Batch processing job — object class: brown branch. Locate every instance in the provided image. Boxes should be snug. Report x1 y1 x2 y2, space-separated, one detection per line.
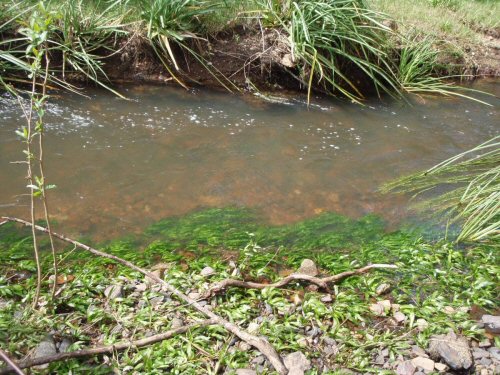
1 217 288 375
0 320 216 373
0 349 25 375
205 264 397 297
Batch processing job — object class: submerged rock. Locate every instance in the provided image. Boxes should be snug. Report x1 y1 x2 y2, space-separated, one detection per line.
428 332 472 370
297 259 318 277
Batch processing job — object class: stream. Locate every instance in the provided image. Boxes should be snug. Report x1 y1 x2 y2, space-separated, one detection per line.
0 80 498 240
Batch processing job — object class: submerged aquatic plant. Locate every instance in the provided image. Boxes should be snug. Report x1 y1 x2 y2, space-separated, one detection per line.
382 136 500 242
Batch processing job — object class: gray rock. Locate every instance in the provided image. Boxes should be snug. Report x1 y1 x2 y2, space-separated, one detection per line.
171 318 184 329
482 315 500 334
297 259 318 277
104 284 123 300
200 266 215 277
57 338 72 353
434 362 447 372
411 357 434 372
284 351 311 375
235 369 257 375
474 348 491 359
479 339 491 348
376 283 391 295
33 335 57 369
251 355 265 365
411 346 428 358
134 283 148 292
489 347 500 361
374 354 385 365
428 333 472 370
238 342 251 351
478 357 493 366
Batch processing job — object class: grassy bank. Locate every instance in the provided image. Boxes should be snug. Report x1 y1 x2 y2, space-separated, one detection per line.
1 0 497 102
0 208 498 373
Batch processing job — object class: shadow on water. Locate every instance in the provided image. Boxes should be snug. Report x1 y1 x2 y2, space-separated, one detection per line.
0 80 498 240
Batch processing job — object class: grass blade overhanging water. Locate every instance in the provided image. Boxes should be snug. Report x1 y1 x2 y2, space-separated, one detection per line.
382 136 500 242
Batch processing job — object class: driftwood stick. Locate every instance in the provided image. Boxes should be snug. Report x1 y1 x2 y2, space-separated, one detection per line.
0 320 216 373
1 217 288 375
0 349 25 375
205 264 397 297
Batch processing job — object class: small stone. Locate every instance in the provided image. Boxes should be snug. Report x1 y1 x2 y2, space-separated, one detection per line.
443 306 455 315
394 312 407 323
149 296 164 307
434 362 447 372
323 344 339 357
238 342 251 351
135 283 148 292
416 319 428 332
251 355 265 365
379 299 392 311
247 322 260 334
284 352 311 375
428 333 472 370
381 348 390 357
396 360 416 375
474 348 491 359
171 318 184 329
188 292 201 300
392 304 401 312
370 303 385 316
488 347 500 361
200 266 215 277
321 294 333 303
479 358 493 366
104 284 123 300
32 335 57 369
235 369 257 375
482 315 500 334
281 53 295 68
374 354 385 365
297 337 310 347
145 269 163 284
297 259 318 277
495 365 500 375
376 283 391 295
411 357 434 372
411 346 428 358
57 338 72 353
479 339 491 348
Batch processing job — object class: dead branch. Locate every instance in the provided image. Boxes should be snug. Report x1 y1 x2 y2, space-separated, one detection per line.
205 264 397 297
0 349 25 375
1 217 288 375
0 320 216 373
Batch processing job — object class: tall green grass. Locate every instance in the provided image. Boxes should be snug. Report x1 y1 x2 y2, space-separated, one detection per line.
382 137 500 242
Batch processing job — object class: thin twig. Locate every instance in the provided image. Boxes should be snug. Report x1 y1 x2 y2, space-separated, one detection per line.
0 349 25 375
1 217 288 375
205 264 397 297
0 320 216 373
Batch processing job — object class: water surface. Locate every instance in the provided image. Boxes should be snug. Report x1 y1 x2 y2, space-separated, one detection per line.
0 81 498 240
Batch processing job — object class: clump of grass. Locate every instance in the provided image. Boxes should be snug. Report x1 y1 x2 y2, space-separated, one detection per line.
257 0 402 103
383 136 500 242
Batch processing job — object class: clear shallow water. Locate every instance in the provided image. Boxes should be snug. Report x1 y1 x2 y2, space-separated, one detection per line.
0 81 498 240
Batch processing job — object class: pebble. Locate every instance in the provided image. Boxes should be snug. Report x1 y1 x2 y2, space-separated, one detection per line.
411 346 428 358
428 332 472 370
394 311 407 323
297 259 318 277
482 315 500 334
251 355 265 365
479 339 492 348
320 294 333 303
478 358 493 366
104 284 123 300
474 348 491 359
238 342 251 351
247 322 260 334
135 283 148 292
411 357 435 372
200 266 215 277
171 318 184 329
235 369 257 375
396 361 416 375
434 362 447 372
415 319 428 331
187 292 201 300
284 351 311 375
488 347 500 361
376 283 391 295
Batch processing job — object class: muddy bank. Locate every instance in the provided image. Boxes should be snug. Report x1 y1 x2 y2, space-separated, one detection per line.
101 25 500 93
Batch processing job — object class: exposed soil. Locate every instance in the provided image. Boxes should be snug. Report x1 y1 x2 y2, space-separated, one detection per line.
100 25 500 94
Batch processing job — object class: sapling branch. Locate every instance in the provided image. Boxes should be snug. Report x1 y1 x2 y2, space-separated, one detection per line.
0 320 216 373
1 217 288 375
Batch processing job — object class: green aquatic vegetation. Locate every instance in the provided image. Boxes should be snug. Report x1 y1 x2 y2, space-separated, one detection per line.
0 208 498 373
383 136 500 242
